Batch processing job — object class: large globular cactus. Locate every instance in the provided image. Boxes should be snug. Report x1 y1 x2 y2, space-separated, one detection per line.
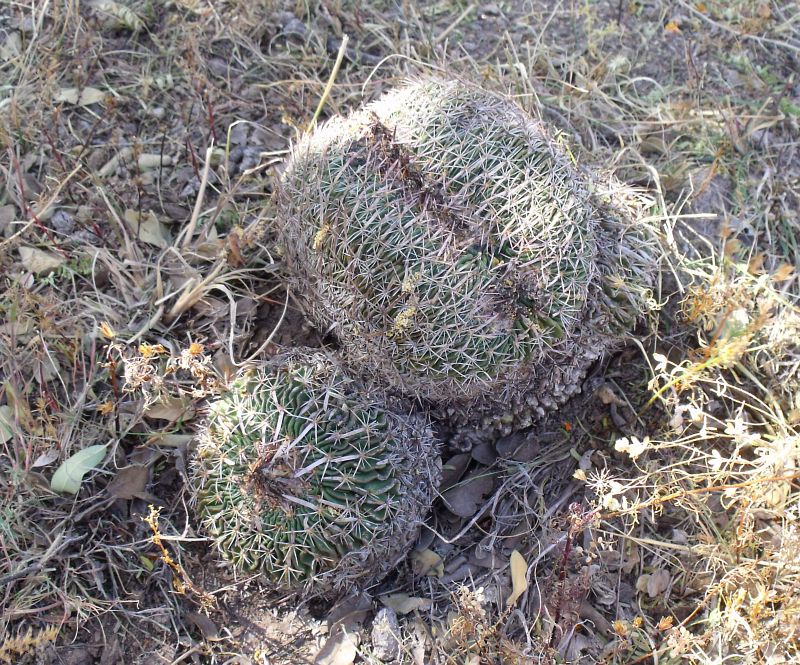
190 350 440 592
277 78 657 441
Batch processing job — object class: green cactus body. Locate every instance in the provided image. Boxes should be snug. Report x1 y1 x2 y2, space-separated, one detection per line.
278 79 657 441
191 351 440 592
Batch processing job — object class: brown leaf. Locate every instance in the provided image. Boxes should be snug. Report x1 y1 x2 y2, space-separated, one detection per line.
439 453 471 491
596 384 624 406
772 263 795 282
0 405 14 444
314 630 358 665
506 550 528 607
379 594 432 615
55 86 106 105
326 593 371 633
186 611 220 641
646 569 671 598
411 549 444 578
124 209 170 248
145 396 195 422
0 204 16 235
107 465 149 499
18 246 66 274
470 441 497 465
146 433 193 447
441 469 496 518
31 449 60 468
748 252 766 275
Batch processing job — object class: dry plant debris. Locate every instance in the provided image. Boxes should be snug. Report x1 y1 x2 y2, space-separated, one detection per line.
0 0 799 664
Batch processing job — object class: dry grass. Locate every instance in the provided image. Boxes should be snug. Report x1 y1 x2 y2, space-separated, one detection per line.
1 0 799 663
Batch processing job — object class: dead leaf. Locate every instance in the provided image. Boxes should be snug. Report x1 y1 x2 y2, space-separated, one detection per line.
645 569 671 598
55 87 106 105
506 550 528 607
596 384 624 406
145 396 194 422
31 449 60 468
621 545 640 575
18 246 66 274
724 237 742 258
439 453 471 491
107 465 149 499
772 263 795 282
0 317 34 337
146 432 194 447
441 469 496 518
379 594 432 615
326 593 371 633
470 441 497 465
93 0 146 31
314 630 358 665
411 549 444 578
0 204 16 235
665 20 680 33
0 31 21 62
124 209 170 248
748 252 766 275
0 405 13 444
186 611 220 641
137 153 173 170
35 355 61 383
495 430 547 462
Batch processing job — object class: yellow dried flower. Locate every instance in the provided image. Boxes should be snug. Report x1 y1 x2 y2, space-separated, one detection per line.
99 321 116 339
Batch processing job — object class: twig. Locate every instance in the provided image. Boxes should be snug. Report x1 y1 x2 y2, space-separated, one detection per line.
180 141 215 249
435 4 476 44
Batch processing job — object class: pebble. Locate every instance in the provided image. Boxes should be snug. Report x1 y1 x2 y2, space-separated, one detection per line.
370 608 400 662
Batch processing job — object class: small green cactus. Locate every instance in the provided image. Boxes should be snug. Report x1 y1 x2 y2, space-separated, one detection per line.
190 351 440 592
278 78 657 441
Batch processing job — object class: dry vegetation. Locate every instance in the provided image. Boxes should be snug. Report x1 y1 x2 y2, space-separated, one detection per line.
1 1 799 663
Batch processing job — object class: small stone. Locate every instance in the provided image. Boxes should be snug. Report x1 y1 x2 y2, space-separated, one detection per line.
180 178 200 200
371 608 400 662
51 209 75 234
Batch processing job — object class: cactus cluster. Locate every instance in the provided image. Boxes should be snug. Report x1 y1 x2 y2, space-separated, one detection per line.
277 78 657 440
191 351 439 592
191 78 657 592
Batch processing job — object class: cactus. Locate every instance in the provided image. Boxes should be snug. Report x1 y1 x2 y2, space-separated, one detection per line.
277 78 657 441
190 351 440 592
